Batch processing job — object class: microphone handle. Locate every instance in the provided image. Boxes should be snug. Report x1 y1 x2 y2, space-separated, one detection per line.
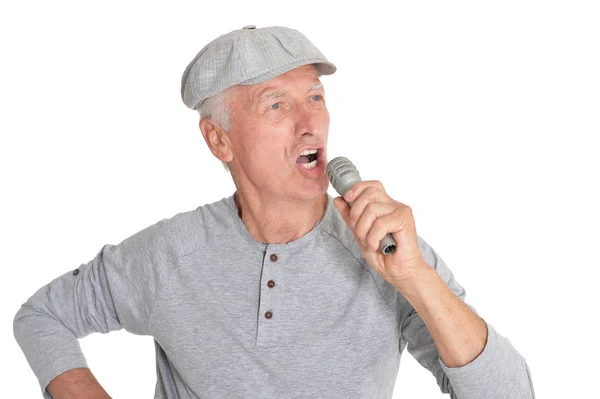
347 201 397 256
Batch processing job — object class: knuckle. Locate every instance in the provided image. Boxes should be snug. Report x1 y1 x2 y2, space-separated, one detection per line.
368 191 378 202
397 204 411 214
372 218 385 232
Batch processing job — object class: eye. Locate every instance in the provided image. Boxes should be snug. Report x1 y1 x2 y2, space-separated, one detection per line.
269 102 281 110
311 94 323 101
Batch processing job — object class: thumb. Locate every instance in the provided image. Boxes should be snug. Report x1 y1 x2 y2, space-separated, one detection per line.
333 197 353 227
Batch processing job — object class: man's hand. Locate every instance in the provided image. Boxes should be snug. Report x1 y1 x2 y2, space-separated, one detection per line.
333 180 429 290
334 180 488 368
47 368 111 399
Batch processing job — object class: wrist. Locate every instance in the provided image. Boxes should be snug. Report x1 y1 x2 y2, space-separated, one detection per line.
391 261 440 302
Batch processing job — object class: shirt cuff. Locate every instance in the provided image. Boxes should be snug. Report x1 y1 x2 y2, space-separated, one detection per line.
438 321 533 398
39 357 89 398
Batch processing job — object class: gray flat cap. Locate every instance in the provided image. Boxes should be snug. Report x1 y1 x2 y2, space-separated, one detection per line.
181 25 337 110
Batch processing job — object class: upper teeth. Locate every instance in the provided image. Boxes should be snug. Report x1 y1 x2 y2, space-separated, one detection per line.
301 149 318 156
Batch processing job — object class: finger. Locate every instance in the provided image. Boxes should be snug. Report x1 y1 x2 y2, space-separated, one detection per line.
379 205 422 260
364 207 408 252
354 202 398 248
349 185 394 226
333 196 353 227
343 180 386 203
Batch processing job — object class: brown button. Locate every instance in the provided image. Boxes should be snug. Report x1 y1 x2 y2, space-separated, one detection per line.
269 254 278 262
72 269 79 276
267 280 275 288
265 311 273 319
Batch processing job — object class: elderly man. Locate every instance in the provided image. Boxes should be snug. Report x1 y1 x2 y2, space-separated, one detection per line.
14 26 535 398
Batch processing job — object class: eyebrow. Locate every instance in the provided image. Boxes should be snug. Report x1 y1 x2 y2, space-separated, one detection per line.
257 82 323 103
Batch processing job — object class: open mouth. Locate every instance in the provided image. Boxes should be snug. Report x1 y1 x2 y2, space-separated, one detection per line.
296 148 321 169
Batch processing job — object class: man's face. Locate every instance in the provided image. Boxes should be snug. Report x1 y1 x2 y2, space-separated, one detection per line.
227 65 330 201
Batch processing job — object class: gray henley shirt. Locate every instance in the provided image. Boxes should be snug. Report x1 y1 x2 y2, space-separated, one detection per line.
14 192 535 398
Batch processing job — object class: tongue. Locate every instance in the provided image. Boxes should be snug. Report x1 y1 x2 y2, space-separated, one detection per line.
296 155 311 164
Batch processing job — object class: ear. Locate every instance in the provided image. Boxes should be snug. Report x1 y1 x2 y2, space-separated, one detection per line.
199 118 233 163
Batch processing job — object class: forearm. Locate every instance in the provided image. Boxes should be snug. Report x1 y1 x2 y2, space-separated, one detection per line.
395 242 535 398
396 263 488 368
47 368 111 399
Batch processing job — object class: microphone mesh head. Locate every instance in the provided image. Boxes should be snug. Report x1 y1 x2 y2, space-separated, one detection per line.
327 156 361 196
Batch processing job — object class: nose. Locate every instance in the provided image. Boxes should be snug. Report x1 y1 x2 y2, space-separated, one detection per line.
294 102 325 138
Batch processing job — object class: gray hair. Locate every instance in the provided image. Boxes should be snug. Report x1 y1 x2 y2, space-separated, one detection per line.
198 87 234 173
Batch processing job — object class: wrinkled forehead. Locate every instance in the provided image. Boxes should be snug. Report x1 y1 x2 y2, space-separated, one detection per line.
238 67 324 105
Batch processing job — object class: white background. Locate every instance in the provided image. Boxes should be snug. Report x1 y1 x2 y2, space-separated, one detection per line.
1 1 598 398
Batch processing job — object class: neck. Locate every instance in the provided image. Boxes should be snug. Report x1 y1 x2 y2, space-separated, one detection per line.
233 190 328 244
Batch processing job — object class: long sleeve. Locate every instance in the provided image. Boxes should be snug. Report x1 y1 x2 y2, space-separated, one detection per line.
13 216 185 398
399 237 536 398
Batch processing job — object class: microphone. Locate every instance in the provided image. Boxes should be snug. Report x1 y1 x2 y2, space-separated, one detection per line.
327 156 397 255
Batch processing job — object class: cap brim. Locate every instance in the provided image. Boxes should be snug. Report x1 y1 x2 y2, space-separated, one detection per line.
239 59 336 85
